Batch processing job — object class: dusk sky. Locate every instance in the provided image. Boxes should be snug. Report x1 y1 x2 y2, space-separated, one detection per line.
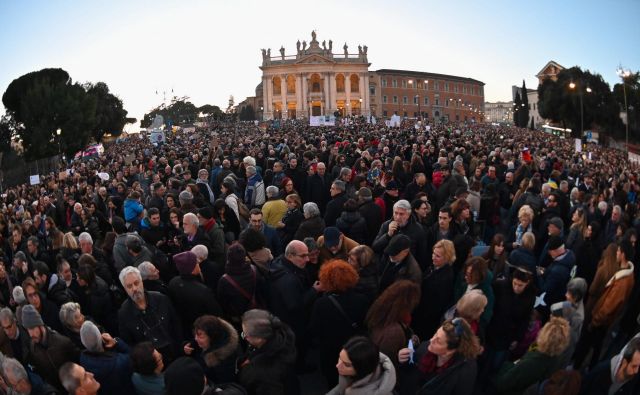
1 0 638 126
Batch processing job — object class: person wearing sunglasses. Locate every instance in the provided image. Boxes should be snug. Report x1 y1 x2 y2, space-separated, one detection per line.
397 318 482 394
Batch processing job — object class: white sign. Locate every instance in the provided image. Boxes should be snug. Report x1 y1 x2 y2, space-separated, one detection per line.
390 115 401 127
575 138 582 153
29 175 40 185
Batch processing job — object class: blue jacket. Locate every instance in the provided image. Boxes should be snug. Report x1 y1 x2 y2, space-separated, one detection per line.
80 339 136 395
540 249 575 307
123 198 144 222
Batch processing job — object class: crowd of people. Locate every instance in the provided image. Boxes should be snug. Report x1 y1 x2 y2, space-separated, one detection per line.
0 116 639 395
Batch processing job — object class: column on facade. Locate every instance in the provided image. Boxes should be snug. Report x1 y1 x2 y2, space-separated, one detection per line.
280 76 287 119
302 74 309 118
358 73 366 116
264 75 273 120
327 72 334 115
296 75 303 119
345 73 351 115
363 73 370 117
323 74 330 116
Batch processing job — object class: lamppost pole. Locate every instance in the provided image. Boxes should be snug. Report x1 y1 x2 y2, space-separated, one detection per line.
617 67 631 152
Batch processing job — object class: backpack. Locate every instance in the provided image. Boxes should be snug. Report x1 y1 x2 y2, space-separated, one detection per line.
221 266 260 310
234 194 250 221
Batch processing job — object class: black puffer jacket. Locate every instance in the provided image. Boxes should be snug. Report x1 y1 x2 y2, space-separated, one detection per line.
336 211 367 244
237 320 298 395
294 216 325 241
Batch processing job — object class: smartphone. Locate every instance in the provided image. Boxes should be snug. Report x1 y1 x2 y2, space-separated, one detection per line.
408 339 415 364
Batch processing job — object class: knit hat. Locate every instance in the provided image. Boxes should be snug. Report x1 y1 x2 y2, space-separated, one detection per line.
164 357 205 395
385 235 412 256
179 190 193 203
357 187 372 200
80 321 104 353
12 286 25 305
198 207 213 220
21 305 44 329
323 227 342 248
174 251 198 275
386 181 399 191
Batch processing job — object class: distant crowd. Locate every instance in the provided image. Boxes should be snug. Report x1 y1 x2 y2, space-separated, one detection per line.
0 117 639 395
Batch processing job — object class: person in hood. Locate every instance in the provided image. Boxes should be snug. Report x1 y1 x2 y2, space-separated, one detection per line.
327 336 396 395
580 333 640 395
237 309 298 395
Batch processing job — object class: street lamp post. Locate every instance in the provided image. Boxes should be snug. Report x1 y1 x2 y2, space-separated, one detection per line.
569 81 591 141
617 67 632 152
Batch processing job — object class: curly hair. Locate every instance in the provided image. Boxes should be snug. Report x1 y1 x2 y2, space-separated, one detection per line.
441 318 482 359
319 259 359 293
537 317 570 357
433 239 456 264
450 198 471 220
463 256 488 285
366 280 420 330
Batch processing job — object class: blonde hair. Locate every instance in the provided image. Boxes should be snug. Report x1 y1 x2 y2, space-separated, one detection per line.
62 232 78 250
433 239 456 264
537 317 570 356
456 290 488 322
518 205 534 222
521 232 536 250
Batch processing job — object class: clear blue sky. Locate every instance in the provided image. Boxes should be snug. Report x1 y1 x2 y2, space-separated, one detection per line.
1 0 638 126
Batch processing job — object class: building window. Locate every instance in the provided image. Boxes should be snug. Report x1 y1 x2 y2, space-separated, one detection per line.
370 85 376 95
393 96 398 103
381 79 387 87
350 74 360 93
336 74 345 93
434 82 439 91
445 99 449 107
454 84 458 93
403 96 408 104
310 74 321 93
424 97 429 105
287 75 296 94
403 111 408 117
273 76 281 95
402 80 407 88
444 82 449 92
392 79 397 88
435 98 439 106
383 95 388 103
383 110 388 117
413 96 418 104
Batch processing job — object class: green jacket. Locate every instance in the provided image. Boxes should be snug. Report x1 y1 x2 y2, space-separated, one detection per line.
495 350 560 395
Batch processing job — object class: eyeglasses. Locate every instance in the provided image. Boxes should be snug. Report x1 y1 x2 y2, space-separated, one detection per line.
295 253 310 258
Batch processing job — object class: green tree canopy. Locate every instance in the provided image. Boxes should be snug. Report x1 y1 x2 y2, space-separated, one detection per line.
537 66 623 139
613 71 640 142
85 82 128 141
141 97 200 128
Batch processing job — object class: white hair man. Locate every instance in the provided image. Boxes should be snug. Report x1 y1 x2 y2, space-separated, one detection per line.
372 199 427 267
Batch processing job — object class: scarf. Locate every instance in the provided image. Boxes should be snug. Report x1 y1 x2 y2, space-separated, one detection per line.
418 350 454 375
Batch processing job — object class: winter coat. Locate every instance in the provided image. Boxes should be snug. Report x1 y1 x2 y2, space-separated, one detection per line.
373 219 428 269
202 219 226 265
495 350 561 395
218 265 267 320
591 262 635 329
378 253 422 294
123 198 144 223
113 232 147 272
580 335 640 395
279 208 304 245
188 318 239 385
44 275 73 307
453 270 495 328
336 211 368 245
327 352 396 395
398 341 477 395
293 216 325 241
540 250 576 307
267 256 318 339
168 274 223 338
354 262 380 303
77 276 116 331
245 173 266 208
412 264 455 340
80 340 135 395
325 193 349 227
486 278 535 350
237 322 298 395
316 235 360 266
370 322 412 370
359 200 384 245
27 328 80 391
117 291 183 360
262 199 288 228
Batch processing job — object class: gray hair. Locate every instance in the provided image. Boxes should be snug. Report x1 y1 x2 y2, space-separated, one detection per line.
303 202 320 218
2 358 28 386
339 167 351 177
332 180 346 192
246 166 257 176
242 309 278 339
183 212 199 226
191 244 209 261
137 261 156 280
393 199 411 211
598 201 608 212
59 362 82 394
243 156 256 167
566 277 588 303
266 185 279 198
119 266 142 286
78 232 93 244
613 205 623 215
0 307 16 324
59 302 82 329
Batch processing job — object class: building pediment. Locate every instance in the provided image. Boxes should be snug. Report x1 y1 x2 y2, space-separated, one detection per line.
536 61 565 78
295 54 336 65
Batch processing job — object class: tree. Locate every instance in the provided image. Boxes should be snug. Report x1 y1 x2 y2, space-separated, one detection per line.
537 66 623 139
520 80 530 128
0 115 16 153
198 104 223 120
513 92 522 126
85 82 128 141
141 97 199 128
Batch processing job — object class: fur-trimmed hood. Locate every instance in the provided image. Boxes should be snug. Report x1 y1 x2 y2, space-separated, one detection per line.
202 318 239 368
605 262 634 288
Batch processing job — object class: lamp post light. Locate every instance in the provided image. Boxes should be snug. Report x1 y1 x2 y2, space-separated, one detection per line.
617 67 632 152
568 81 591 141
56 128 62 156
